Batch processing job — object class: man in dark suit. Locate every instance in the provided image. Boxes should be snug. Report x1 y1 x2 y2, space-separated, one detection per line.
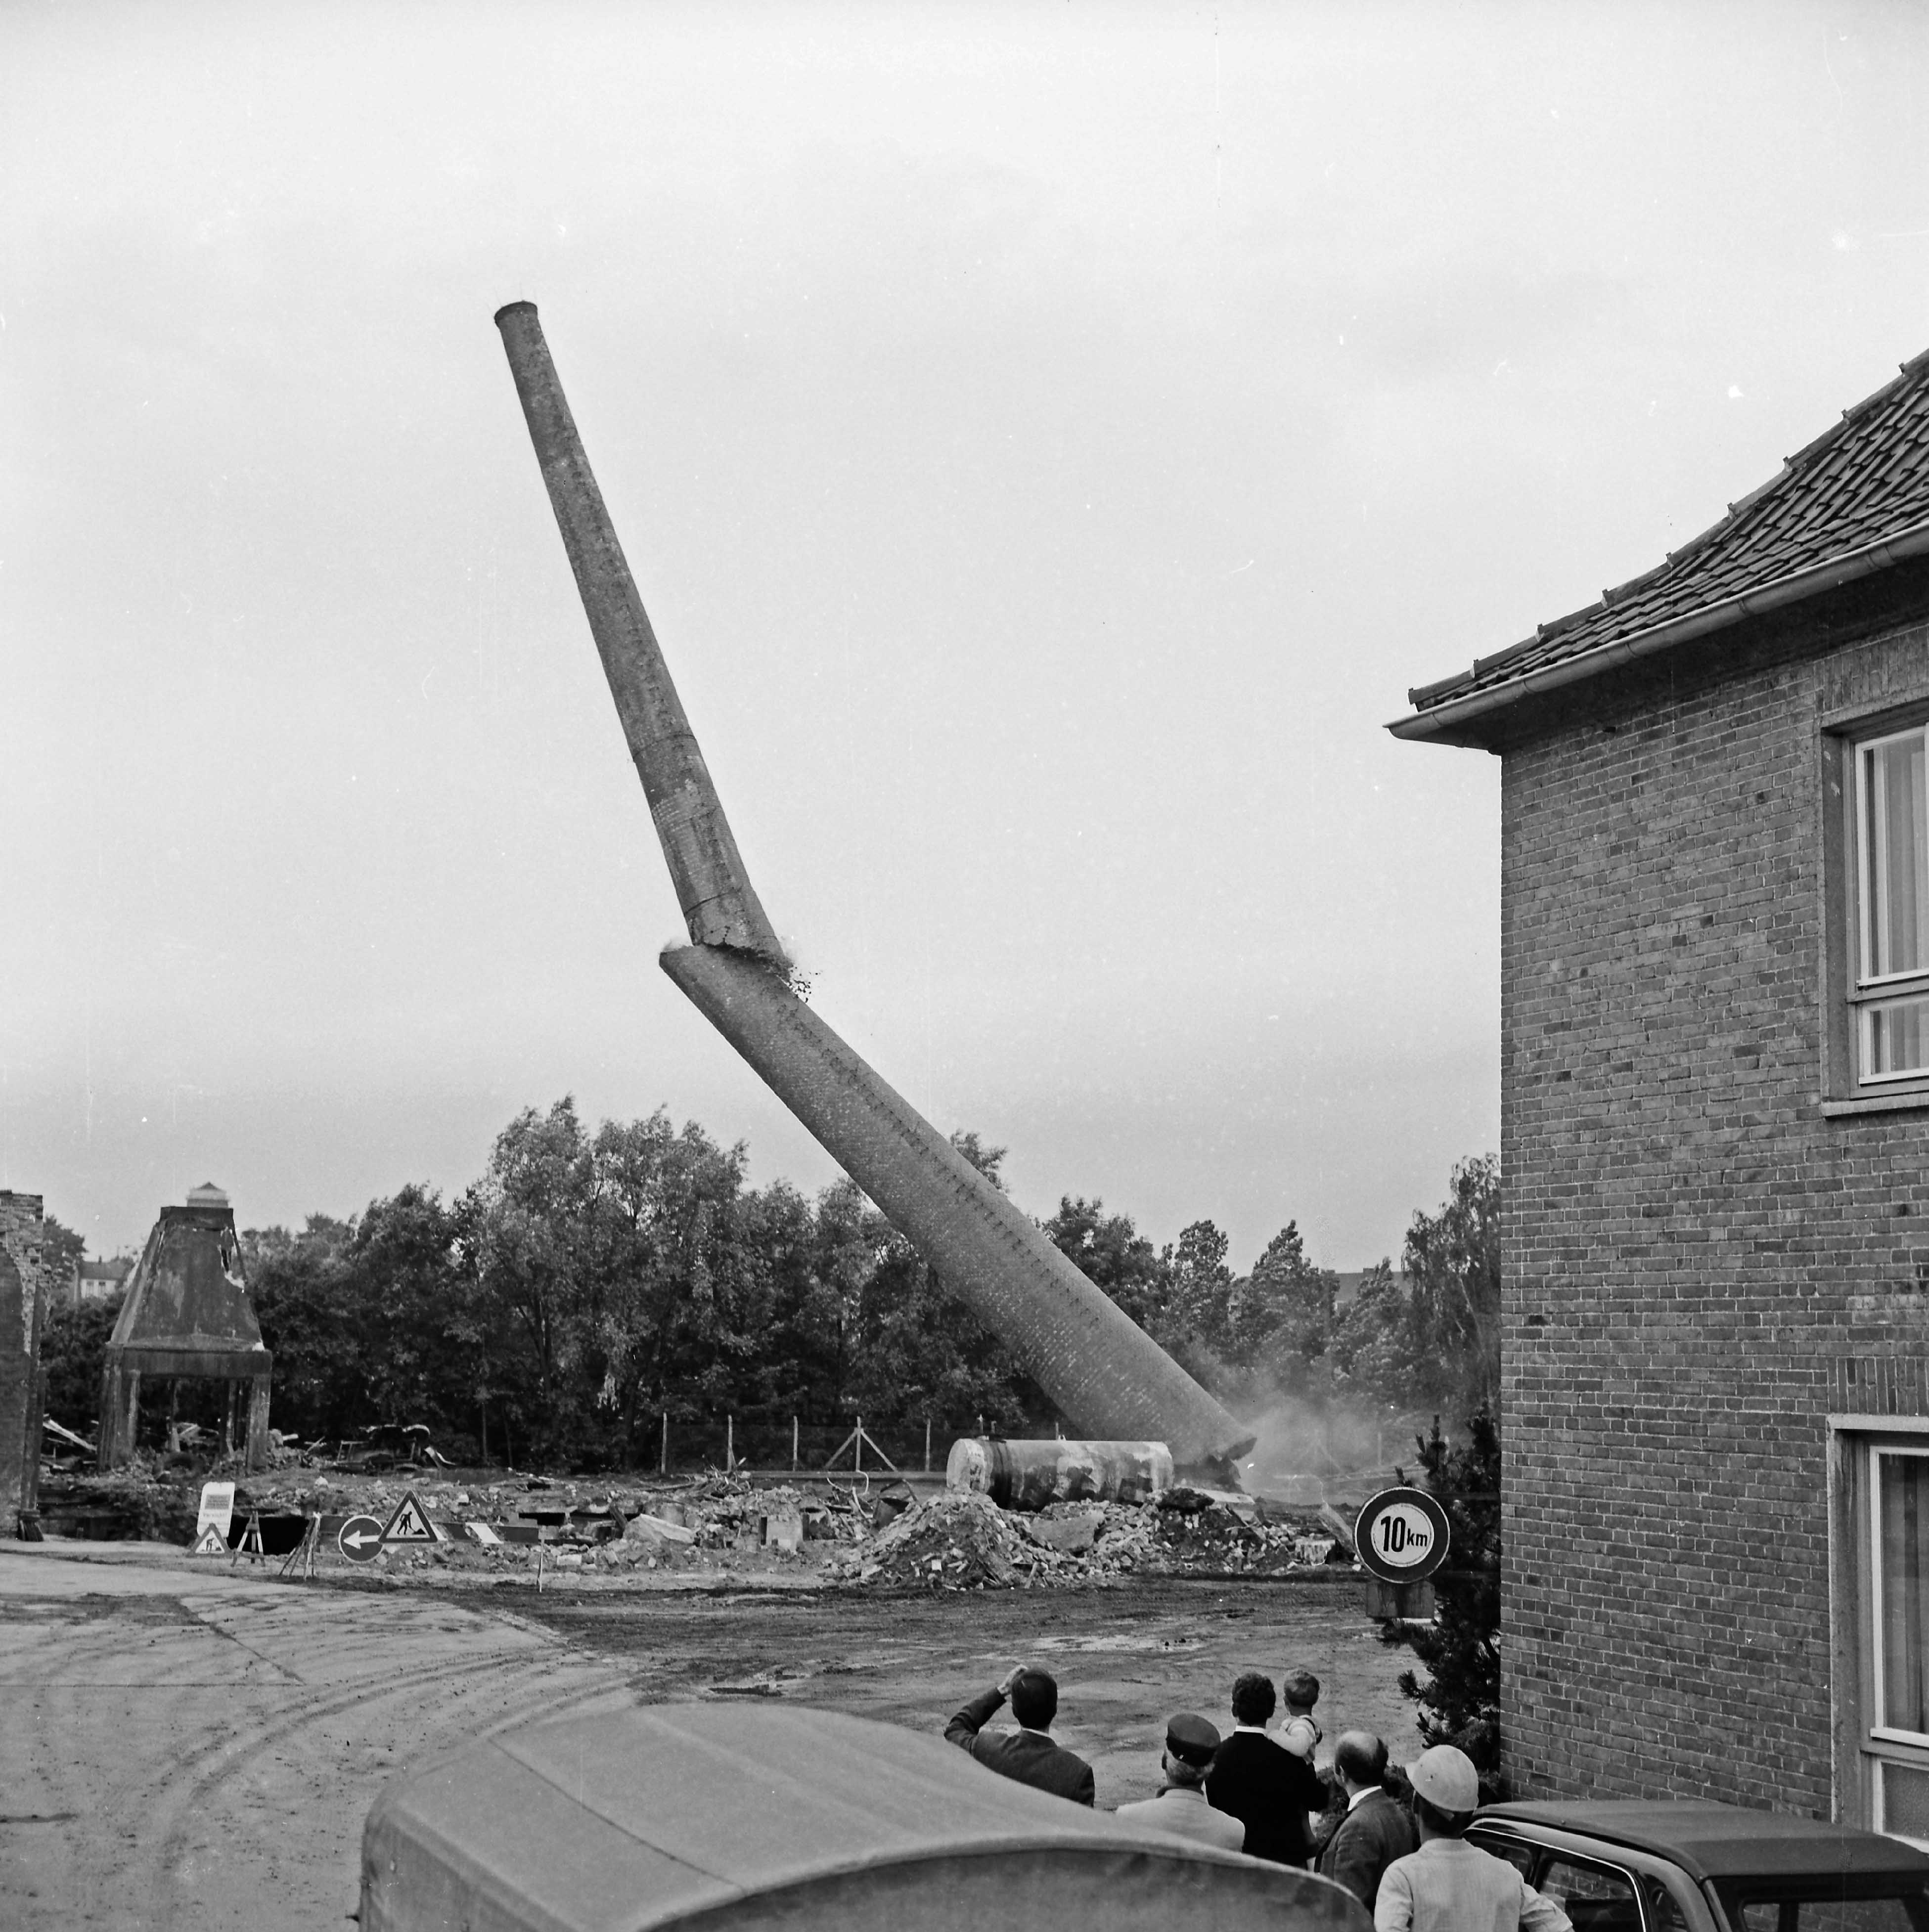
1318 1730 1419 1908
1205 1671 1327 1865
945 1665 1096 1805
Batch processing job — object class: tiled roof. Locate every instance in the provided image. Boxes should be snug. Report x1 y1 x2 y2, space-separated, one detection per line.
1397 345 1929 739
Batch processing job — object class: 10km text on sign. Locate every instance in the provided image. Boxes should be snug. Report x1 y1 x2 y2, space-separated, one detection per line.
1353 1486 1451 1585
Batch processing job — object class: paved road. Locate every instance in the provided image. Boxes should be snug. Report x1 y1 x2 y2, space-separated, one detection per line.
0 1541 634 1930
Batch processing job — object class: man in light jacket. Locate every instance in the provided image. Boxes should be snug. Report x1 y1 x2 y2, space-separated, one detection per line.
1115 1714 1247 1852
1375 1746 1572 1932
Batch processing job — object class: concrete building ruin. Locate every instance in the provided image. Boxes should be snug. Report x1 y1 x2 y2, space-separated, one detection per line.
98 1184 273 1472
0 1190 49 1537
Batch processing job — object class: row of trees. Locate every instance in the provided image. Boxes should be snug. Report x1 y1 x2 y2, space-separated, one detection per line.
40 1098 1500 1470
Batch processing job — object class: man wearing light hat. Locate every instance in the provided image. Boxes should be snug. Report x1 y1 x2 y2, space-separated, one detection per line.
1374 1746 1573 1932
1114 1714 1247 1851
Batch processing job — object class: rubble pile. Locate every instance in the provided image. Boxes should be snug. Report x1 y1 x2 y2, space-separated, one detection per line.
36 1453 1346 1593
1145 1489 1339 1576
826 1492 1049 1588
36 1469 200 1543
824 1489 1345 1591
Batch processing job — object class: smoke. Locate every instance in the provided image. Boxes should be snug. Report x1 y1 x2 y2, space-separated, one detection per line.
1233 1390 1431 1507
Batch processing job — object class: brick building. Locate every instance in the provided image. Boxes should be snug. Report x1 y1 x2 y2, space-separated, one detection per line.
1395 350 1929 1836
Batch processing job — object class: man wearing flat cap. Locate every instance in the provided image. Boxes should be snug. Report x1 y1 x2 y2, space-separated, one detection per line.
1375 1746 1572 1932
1114 1714 1247 1851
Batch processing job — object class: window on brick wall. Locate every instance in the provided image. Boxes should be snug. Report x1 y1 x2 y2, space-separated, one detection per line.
1830 1425 1929 1847
1827 714 1929 1105
1869 1445 1929 1844
1853 725 1929 1085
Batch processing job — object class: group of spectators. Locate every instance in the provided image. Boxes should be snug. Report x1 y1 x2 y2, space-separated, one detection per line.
946 1664 1573 1932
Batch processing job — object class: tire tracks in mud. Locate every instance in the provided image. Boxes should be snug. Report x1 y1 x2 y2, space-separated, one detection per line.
1 1573 634 1931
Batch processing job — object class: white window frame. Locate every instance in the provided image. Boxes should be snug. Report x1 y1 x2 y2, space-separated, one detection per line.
1850 723 1929 1087
1869 1443 1929 1750
1831 1420 1929 1847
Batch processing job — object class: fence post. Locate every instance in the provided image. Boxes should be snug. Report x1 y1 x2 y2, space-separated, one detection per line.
855 1417 863 1476
660 1412 668 1477
925 1418 932 1472
792 1416 799 1471
726 1414 734 1472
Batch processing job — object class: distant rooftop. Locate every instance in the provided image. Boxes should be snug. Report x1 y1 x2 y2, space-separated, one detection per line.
1396 345 1929 745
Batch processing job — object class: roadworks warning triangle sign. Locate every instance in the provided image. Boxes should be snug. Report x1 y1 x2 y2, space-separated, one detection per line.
381 1492 438 1544
193 1525 228 1556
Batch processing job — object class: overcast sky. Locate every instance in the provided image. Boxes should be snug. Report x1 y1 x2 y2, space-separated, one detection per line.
5 2 1929 1269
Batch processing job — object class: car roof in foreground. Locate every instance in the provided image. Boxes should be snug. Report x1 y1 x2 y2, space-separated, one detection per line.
1479 1802 1929 1884
363 1705 1371 1932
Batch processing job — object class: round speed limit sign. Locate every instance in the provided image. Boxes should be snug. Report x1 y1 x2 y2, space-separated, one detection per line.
1353 1486 1451 1585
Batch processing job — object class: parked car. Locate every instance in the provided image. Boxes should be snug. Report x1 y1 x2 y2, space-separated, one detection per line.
362 1704 1371 1932
1469 1801 1929 1932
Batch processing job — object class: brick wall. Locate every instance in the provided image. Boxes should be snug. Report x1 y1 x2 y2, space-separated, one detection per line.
1499 619 1929 1815
0 1189 47 1536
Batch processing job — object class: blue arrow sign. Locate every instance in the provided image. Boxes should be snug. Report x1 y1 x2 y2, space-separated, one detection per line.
338 1514 385 1562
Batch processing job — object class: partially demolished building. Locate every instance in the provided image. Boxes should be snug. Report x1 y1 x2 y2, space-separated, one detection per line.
0 1190 48 1537
98 1184 273 1472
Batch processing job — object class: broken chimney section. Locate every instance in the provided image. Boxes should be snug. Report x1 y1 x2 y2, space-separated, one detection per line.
97 1184 272 1472
495 302 1254 1475
0 1190 49 1537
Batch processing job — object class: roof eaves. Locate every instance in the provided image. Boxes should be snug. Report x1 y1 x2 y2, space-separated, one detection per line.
1389 514 1929 744
1399 348 1929 736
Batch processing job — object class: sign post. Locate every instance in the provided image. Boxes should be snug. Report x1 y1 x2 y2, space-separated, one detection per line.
1353 1485 1451 1621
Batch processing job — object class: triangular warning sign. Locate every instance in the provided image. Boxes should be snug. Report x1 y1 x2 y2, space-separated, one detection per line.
381 1492 437 1544
193 1525 228 1556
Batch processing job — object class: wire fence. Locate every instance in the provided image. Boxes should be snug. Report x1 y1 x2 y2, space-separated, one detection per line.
646 1416 962 1476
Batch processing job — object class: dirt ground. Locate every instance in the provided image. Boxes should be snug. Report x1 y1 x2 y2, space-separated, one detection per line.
0 1539 1420 1931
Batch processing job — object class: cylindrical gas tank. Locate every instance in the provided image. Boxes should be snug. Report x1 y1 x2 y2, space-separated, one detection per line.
946 1438 1174 1512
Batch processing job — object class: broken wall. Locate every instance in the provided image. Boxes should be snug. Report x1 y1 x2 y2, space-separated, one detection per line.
0 1190 47 1537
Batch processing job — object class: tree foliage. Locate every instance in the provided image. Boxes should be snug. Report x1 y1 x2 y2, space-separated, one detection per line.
1377 1407 1505 1797
44 1098 1499 1483
39 1214 87 1285
39 1293 122 1436
236 1102 1066 1468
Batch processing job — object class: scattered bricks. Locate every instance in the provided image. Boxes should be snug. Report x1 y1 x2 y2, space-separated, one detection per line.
1025 1514 1102 1553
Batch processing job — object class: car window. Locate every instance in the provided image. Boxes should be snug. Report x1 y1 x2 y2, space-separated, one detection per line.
1470 1833 1537 1879
1739 1902 1926 1932
1539 1856 1645 1932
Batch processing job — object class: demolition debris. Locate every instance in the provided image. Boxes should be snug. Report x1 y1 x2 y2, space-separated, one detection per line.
34 1448 1347 1592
